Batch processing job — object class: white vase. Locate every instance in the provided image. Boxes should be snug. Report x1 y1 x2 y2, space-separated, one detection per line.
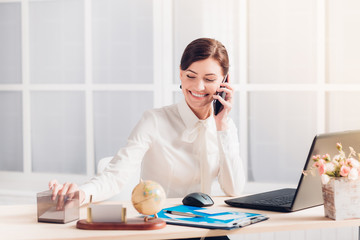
322 177 360 220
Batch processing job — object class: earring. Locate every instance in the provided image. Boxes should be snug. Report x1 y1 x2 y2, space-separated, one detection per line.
180 85 182 89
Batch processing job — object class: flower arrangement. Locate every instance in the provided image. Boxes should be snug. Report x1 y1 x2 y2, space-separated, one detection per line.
304 143 360 185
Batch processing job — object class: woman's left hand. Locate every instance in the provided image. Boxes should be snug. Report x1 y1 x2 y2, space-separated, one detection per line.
213 74 234 131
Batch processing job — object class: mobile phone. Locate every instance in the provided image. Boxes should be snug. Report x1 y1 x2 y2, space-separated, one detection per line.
213 75 228 116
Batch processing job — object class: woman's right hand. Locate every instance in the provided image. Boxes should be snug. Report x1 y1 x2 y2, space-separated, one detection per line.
49 179 85 209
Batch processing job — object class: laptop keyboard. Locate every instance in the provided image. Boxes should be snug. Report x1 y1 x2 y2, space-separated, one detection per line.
254 194 294 206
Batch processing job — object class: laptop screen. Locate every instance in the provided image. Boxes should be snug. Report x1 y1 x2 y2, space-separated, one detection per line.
292 130 360 211
225 130 360 212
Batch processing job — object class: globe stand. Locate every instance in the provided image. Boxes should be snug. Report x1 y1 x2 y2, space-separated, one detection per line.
144 213 158 222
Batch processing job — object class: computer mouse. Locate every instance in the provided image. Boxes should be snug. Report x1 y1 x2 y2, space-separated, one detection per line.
182 192 214 207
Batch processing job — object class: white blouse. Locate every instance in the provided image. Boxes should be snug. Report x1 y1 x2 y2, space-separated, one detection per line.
80 99 245 203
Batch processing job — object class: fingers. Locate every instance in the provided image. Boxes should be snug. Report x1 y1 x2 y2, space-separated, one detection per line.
220 81 233 91
213 82 233 115
58 182 71 196
64 189 81 209
64 183 79 200
56 182 78 210
219 74 234 96
214 74 234 130
49 179 63 201
48 179 58 189
213 94 231 110
216 81 234 103
49 181 79 210
216 87 233 102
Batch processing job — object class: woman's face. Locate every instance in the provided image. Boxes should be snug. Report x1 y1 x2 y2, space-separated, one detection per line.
180 58 224 113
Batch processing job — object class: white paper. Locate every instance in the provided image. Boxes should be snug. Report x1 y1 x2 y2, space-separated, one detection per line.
164 213 193 219
194 208 228 215
208 214 241 221
90 204 123 222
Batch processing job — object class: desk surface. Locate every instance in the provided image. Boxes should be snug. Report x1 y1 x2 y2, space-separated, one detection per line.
2 197 360 240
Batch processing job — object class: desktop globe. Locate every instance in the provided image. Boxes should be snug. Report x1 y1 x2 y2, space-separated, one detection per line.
131 180 166 221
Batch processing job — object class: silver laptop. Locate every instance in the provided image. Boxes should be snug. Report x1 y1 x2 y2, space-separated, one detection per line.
225 130 360 212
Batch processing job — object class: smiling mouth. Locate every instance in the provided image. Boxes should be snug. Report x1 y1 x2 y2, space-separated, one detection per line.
189 91 208 98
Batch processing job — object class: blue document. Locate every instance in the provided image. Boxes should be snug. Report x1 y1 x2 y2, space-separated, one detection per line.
157 205 268 230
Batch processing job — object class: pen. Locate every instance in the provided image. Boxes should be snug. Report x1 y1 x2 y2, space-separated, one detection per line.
164 210 204 218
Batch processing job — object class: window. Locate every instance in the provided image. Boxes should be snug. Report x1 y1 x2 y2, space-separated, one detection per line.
1 0 360 198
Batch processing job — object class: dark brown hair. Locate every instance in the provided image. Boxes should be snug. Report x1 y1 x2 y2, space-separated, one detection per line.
180 38 229 76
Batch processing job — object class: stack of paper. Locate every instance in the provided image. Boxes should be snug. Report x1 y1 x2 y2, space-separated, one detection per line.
157 205 268 230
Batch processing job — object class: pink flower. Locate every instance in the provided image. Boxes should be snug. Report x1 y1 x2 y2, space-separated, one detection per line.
349 158 360 169
322 154 330 161
306 143 360 183
340 165 351 177
345 158 352 165
325 162 335 172
313 159 326 175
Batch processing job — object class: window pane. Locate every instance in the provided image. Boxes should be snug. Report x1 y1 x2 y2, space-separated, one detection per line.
327 92 360 132
248 0 317 84
92 0 153 84
328 0 360 83
0 92 22 171
93 91 153 168
173 0 204 84
248 92 317 183
31 91 86 174
29 0 84 84
0 3 21 84
173 0 238 84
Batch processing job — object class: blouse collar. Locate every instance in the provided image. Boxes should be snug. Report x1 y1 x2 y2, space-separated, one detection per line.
177 99 200 129
177 99 215 143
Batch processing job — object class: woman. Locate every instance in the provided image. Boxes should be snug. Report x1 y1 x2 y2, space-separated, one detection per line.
49 38 245 205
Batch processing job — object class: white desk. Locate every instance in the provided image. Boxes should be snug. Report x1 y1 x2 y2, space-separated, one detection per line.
1 197 360 240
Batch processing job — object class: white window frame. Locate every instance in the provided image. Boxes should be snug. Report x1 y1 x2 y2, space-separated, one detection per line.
2 0 360 200
0 0 173 197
